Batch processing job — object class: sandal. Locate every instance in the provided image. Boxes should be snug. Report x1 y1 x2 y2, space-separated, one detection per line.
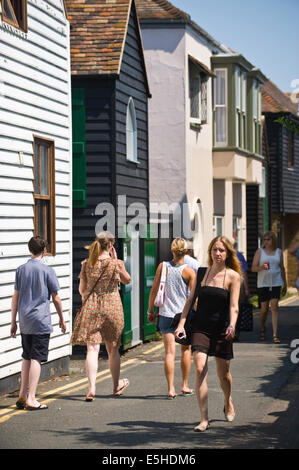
260 327 266 341
113 378 130 396
273 336 281 344
85 393 95 402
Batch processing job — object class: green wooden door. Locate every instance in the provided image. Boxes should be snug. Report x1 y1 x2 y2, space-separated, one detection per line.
121 233 133 350
72 88 86 208
143 225 157 341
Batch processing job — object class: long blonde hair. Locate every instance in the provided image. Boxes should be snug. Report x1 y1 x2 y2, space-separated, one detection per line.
208 236 241 276
85 232 115 268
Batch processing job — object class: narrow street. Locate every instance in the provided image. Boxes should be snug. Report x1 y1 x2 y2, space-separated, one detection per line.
1 296 298 453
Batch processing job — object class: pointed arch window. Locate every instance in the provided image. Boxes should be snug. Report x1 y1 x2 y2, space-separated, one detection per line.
126 97 138 163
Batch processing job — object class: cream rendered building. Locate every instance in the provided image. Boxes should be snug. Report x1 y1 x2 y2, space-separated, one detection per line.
137 0 265 263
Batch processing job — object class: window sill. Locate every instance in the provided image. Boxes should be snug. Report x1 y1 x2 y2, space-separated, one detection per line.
190 122 204 132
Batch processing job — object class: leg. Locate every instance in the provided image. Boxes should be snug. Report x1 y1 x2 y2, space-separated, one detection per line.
215 357 235 417
86 342 100 396
26 359 42 407
260 300 269 339
19 359 30 399
193 351 209 427
270 298 280 341
180 344 193 394
163 333 176 397
105 341 124 394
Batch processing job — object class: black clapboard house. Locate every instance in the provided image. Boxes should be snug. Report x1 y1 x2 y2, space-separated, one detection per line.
247 80 299 292
66 0 157 350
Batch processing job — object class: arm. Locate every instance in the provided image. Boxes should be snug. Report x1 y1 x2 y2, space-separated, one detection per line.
118 261 131 285
10 290 19 338
288 242 299 256
174 277 197 339
251 249 267 273
243 271 250 297
51 291 66 334
225 271 241 340
147 263 162 323
280 250 287 296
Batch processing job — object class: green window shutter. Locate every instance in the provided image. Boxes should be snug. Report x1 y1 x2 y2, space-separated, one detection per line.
72 88 86 208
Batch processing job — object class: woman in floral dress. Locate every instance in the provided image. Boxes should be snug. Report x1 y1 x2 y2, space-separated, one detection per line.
71 232 131 400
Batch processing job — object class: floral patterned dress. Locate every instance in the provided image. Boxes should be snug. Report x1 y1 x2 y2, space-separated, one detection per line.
71 258 125 346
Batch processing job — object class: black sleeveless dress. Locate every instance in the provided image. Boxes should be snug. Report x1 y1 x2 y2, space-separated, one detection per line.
191 269 233 360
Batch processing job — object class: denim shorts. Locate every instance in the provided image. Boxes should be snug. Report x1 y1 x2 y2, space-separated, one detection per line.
158 315 175 334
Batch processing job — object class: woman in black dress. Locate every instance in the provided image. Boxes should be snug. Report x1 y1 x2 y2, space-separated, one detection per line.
175 236 241 431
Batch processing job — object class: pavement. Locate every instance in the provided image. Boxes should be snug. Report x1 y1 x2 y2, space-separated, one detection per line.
0 295 299 455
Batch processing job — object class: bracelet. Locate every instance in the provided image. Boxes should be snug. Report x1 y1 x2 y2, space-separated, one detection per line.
228 325 235 330
147 311 154 316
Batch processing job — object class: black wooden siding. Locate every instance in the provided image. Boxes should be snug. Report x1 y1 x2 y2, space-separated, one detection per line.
115 8 149 212
265 113 299 215
72 6 149 314
246 184 259 294
72 77 114 311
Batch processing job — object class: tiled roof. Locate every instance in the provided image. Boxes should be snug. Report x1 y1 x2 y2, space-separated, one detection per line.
65 0 135 76
262 80 298 115
136 0 224 51
136 0 190 20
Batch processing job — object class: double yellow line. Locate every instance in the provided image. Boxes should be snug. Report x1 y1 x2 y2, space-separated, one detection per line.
0 342 164 424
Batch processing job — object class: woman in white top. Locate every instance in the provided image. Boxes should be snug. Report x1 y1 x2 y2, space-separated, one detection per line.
252 232 287 343
147 238 196 399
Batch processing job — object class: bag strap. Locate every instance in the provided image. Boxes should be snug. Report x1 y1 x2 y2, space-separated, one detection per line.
189 267 207 310
81 261 110 308
160 261 167 282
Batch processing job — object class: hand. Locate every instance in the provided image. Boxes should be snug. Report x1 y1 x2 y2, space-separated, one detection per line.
10 321 17 338
147 312 158 324
59 319 67 334
225 325 235 340
175 325 186 340
281 286 287 297
109 246 117 259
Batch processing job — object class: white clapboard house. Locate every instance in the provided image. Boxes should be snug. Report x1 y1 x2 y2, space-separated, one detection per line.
0 0 72 393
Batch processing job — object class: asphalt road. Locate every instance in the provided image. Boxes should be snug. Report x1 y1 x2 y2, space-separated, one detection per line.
1 296 299 457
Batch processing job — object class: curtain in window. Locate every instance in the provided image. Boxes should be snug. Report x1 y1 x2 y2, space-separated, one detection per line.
126 98 137 162
214 70 227 144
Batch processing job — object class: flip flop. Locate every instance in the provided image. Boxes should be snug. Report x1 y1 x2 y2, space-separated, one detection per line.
85 393 95 402
167 394 177 400
181 390 194 397
26 403 48 411
113 378 130 396
15 398 27 409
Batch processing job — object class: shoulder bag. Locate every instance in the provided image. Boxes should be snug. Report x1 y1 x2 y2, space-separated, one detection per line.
154 261 167 307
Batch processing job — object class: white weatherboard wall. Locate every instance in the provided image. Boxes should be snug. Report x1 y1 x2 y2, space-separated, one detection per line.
0 0 72 382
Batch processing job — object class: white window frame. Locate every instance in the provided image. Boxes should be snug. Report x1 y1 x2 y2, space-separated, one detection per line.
233 216 242 251
189 62 202 125
213 215 224 238
126 97 138 163
214 68 228 146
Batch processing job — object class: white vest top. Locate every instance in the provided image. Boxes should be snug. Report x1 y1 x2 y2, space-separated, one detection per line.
159 262 189 318
257 248 283 288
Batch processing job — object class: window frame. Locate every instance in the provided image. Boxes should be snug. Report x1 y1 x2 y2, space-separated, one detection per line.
213 215 224 238
189 61 202 125
33 136 56 256
1 0 28 32
126 97 138 163
213 68 228 147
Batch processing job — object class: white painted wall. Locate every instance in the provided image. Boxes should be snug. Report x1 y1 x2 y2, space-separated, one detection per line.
0 0 72 380
185 28 215 264
141 28 186 208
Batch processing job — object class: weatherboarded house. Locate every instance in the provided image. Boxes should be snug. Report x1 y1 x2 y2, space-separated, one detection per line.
0 0 72 393
66 0 155 350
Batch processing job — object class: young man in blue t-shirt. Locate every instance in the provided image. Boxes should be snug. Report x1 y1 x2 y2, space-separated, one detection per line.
10 236 66 410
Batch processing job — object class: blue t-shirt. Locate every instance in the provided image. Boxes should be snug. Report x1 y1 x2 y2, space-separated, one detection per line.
237 251 248 272
14 259 60 335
